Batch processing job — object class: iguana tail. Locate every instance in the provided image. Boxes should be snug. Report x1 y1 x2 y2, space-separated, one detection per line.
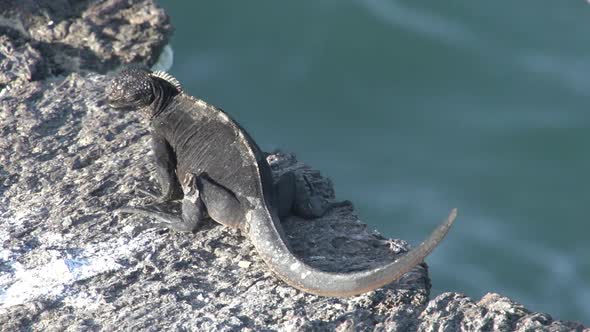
247 208 457 297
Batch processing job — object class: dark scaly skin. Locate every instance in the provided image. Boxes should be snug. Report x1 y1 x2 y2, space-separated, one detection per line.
106 67 458 297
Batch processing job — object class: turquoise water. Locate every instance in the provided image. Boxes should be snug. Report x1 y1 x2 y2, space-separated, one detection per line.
158 1 590 323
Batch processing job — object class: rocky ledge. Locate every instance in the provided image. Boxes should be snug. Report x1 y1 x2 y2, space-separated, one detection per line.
0 1 586 331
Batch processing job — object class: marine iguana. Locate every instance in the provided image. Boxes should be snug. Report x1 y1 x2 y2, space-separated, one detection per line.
106 67 457 297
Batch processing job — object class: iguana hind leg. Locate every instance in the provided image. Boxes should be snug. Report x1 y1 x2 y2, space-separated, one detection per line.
197 173 244 228
118 173 207 232
274 172 296 220
273 171 330 220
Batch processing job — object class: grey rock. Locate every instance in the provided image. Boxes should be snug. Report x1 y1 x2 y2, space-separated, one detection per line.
0 1 586 331
0 35 44 88
0 0 172 83
413 293 587 332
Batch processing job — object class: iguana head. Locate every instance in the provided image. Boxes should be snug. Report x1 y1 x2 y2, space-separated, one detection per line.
107 67 154 111
107 67 182 117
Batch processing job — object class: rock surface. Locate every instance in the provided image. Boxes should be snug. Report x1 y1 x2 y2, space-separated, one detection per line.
0 0 172 87
0 1 587 331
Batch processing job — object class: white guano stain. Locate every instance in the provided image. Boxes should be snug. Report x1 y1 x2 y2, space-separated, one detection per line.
0 227 164 309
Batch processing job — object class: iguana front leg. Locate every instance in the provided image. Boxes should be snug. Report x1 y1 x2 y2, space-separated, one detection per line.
149 133 183 202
